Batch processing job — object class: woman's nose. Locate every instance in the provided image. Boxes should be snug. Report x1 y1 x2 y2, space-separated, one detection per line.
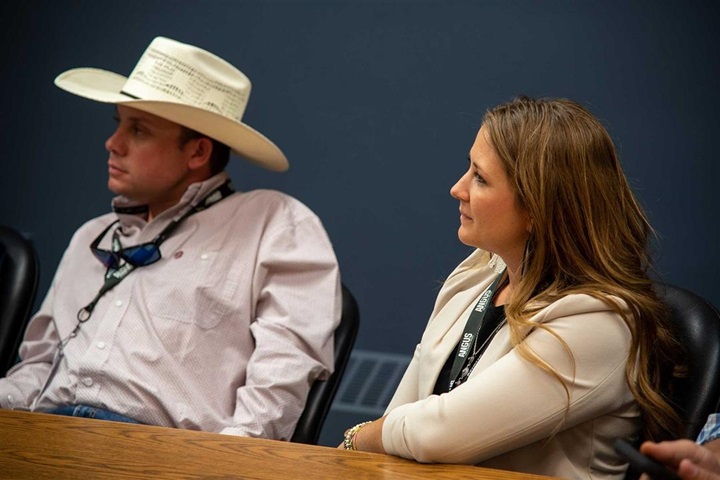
450 172 469 201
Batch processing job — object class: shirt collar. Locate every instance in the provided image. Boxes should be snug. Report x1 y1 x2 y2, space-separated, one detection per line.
111 172 231 231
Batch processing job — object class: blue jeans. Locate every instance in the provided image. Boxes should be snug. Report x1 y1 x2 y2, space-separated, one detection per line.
45 405 142 424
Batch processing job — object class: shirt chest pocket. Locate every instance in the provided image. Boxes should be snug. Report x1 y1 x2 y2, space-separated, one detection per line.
139 249 238 329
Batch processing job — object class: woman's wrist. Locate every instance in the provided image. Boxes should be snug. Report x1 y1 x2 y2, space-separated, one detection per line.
343 421 373 450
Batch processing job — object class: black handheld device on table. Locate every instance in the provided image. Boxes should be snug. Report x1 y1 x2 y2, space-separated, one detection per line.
613 439 682 480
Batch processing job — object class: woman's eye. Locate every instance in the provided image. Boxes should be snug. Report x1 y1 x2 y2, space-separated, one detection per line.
474 173 486 185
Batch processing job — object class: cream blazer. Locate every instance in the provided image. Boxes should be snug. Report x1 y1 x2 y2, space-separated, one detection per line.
382 250 640 479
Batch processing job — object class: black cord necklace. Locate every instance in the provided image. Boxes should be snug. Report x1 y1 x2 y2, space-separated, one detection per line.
448 270 508 391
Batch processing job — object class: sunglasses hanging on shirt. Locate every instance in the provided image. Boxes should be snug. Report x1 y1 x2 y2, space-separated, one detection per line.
91 221 162 268
56 180 234 353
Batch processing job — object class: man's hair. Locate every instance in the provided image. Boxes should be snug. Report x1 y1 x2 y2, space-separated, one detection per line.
482 95 681 441
178 127 231 175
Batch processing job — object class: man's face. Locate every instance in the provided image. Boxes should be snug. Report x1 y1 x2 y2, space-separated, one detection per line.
105 105 197 214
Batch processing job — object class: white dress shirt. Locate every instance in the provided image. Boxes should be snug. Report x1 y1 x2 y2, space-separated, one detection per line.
0 172 342 440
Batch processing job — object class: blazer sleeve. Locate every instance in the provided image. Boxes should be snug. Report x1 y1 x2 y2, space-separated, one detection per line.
381 295 634 464
384 343 422 412
385 248 499 413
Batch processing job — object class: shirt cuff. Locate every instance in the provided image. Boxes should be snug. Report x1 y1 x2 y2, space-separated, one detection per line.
0 380 26 409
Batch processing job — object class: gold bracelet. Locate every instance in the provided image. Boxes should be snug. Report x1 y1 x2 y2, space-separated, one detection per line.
343 421 372 450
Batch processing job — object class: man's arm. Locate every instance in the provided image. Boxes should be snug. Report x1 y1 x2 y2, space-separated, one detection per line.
706 440 720 457
0 221 101 410
0 288 61 409
220 210 341 440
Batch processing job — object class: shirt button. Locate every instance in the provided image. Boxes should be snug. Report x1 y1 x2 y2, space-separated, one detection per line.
115 300 123 307
82 377 93 387
7 394 13 403
200 253 209 260
97 342 106 350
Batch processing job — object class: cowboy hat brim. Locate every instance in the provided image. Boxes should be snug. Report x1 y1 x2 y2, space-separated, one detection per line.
55 68 289 172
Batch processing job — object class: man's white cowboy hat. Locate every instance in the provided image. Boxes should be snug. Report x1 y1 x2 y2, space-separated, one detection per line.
54 36 288 172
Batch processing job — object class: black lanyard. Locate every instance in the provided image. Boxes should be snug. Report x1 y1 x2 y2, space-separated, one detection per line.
448 268 507 391
57 180 234 352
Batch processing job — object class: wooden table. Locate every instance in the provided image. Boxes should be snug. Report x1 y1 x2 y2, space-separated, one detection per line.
0 410 556 479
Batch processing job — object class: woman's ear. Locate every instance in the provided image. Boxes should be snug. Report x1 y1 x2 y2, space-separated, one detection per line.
525 212 533 234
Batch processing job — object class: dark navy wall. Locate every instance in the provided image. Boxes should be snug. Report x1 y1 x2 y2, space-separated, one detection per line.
2 0 718 360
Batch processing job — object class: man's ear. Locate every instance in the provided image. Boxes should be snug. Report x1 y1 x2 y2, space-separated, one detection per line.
187 137 213 171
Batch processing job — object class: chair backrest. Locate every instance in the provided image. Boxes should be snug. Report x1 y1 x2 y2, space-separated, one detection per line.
0 226 40 377
624 282 720 480
290 283 360 444
657 282 720 439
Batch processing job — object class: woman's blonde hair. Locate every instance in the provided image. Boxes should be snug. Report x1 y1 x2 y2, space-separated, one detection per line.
483 95 681 440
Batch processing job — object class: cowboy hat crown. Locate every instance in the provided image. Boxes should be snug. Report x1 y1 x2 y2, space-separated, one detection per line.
54 36 288 172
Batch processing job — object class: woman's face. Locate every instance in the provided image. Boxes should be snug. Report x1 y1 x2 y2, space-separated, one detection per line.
450 126 531 269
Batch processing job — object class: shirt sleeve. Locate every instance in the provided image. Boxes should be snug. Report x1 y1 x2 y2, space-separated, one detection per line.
382 301 634 464
0 279 61 409
697 414 720 445
0 220 99 410
220 210 341 440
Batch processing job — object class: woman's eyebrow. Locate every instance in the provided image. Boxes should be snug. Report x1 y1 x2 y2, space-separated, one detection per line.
468 157 486 175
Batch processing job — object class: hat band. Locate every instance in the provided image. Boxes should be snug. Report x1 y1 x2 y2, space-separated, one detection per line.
120 90 140 100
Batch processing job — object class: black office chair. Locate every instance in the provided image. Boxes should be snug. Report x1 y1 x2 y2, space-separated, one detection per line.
623 282 720 480
291 283 360 444
0 226 40 377
658 283 720 439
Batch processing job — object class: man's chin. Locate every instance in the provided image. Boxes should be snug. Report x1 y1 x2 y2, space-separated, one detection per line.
107 181 130 199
